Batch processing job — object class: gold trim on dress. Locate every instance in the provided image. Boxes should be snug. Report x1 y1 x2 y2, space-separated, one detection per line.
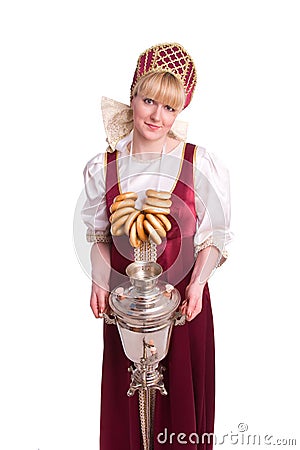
104 151 108 180
116 151 122 195
170 142 186 193
192 144 197 193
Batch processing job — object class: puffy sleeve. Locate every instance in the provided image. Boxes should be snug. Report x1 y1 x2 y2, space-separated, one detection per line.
194 146 233 266
81 153 111 243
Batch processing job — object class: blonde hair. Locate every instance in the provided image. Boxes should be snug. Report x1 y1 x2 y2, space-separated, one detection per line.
131 72 186 111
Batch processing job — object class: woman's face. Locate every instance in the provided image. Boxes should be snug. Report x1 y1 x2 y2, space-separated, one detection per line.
131 94 180 143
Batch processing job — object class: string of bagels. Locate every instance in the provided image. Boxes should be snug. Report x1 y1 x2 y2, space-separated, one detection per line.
109 190 172 247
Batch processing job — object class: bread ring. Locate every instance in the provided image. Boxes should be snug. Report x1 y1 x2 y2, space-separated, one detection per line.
129 221 141 248
143 219 162 245
111 215 128 236
156 213 172 232
124 209 141 235
109 206 135 223
110 198 135 213
145 213 166 238
145 197 172 208
142 205 170 215
146 189 171 200
136 213 148 242
114 192 138 202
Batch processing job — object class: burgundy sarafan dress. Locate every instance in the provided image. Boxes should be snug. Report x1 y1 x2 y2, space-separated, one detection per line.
100 143 215 450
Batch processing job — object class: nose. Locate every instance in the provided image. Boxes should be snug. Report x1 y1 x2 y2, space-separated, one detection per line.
150 104 163 122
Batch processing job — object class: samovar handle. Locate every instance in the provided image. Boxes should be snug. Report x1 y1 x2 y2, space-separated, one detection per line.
101 312 117 325
174 311 186 326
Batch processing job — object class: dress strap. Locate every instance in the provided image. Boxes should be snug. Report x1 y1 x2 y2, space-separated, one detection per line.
172 143 197 202
183 142 197 163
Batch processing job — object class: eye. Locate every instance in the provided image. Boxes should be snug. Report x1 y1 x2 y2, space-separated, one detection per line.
165 105 175 112
143 98 154 105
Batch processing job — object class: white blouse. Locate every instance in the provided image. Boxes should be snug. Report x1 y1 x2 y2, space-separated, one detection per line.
81 133 233 264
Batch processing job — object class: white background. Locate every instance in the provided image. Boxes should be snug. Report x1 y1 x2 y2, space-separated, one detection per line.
0 1 299 449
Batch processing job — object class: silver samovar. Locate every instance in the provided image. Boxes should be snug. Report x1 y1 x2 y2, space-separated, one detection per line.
103 243 185 450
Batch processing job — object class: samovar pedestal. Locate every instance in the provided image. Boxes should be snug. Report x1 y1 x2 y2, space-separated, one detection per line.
128 355 167 450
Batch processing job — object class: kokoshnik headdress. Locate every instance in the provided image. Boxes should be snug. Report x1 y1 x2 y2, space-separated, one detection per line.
102 42 197 151
131 42 197 109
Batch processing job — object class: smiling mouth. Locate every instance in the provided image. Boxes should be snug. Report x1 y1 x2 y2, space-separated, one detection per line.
145 122 162 130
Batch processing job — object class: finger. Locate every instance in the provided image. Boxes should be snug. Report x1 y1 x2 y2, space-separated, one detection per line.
180 300 188 315
100 296 110 315
90 291 100 318
186 296 197 320
101 290 112 314
187 299 203 322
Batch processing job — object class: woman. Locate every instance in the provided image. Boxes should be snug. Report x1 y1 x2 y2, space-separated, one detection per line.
82 43 232 449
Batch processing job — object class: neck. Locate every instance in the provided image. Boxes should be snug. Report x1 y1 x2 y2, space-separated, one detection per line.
131 130 167 155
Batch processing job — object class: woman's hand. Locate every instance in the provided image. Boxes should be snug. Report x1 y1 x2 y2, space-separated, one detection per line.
180 245 219 321
90 281 109 318
181 281 205 321
90 242 111 318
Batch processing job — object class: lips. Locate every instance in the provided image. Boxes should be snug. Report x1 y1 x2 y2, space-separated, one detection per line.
145 122 162 131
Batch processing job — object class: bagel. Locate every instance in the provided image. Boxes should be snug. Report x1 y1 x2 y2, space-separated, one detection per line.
129 221 141 248
109 206 135 223
114 192 138 202
111 225 125 237
143 219 162 245
111 215 128 236
136 213 148 242
145 213 166 238
142 205 170 215
156 213 172 231
146 189 171 200
124 209 141 235
145 197 172 208
110 198 135 213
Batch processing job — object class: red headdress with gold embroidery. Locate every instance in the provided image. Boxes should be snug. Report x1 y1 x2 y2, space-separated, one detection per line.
130 42 197 109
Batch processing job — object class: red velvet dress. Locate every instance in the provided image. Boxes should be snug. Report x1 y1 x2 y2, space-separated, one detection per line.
101 143 215 449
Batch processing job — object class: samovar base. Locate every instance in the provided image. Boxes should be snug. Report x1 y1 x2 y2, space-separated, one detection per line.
127 362 167 397
127 361 167 450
